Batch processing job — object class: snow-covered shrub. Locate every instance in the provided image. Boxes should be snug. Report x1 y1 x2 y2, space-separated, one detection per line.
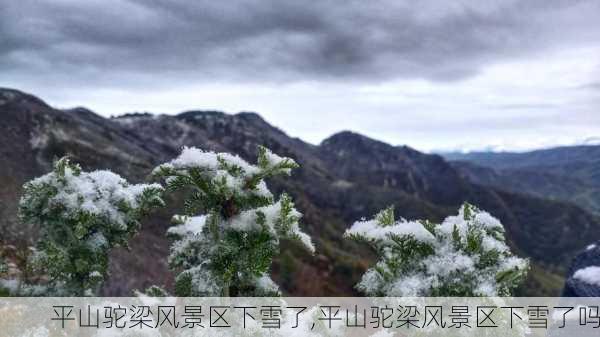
345 203 529 296
17 157 164 296
153 146 314 296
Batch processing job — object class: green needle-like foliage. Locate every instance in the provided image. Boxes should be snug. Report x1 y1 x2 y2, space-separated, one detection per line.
346 203 529 297
154 146 314 296
14 157 164 296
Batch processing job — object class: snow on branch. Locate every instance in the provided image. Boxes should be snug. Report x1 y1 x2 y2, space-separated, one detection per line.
345 203 529 297
14 157 164 296
153 146 312 297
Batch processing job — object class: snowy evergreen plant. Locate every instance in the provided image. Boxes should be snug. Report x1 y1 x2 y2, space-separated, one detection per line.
16 157 164 296
153 146 315 296
345 203 529 296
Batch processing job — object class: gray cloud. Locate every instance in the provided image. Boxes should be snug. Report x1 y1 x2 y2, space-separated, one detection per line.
578 82 600 90
491 103 558 110
2 1 600 153
1 0 599 88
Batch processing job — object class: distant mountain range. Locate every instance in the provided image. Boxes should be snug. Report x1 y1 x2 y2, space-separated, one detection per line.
445 147 600 214
1 87 598 296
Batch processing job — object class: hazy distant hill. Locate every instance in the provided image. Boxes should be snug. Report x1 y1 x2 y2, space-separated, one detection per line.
444 146 600 179
446 148 600 214
2 88 598 295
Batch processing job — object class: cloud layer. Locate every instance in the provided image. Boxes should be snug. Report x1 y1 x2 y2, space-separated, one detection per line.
1 1 600 151
2 0 599 85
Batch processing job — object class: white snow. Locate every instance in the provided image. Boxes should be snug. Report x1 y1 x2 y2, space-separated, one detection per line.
154 146 284 199
0 279 20 293
345 219 435 243
587 244 597 251
501 256 529 271
214 169 245 192
264 148 286 166
228 200 315 252
168 215 207 236
168 146 220 170
438 215 468 237
157 146 313 297
254 274 280 294
219 152 260 175
26 166 162 227
482 235 509 252
475 281 497 297
357 269 384 295
159 146 259 175
262 147 296 173
295 230 316 253
573 266 600 287
389 275 433 296
168 236 194 264
229 200 283 232
439 205 503 237
350 203 528 297
424 249 475 276
86 233 108 251
254 180 273 198
474 210 503 229
188 265 221 296
229 209 263 232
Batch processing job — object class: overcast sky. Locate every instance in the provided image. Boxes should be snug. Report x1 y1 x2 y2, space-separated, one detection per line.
2 0 600 152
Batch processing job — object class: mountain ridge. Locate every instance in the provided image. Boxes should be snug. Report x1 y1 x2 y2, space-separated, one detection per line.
445 145 600 215
1 87 598 296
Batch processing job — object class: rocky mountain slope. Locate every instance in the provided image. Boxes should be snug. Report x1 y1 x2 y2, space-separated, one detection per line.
2 88 598 296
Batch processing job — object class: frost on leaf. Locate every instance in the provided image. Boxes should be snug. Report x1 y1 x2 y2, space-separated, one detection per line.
154 146 313 296
15 157 164 296
345 203 529 297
